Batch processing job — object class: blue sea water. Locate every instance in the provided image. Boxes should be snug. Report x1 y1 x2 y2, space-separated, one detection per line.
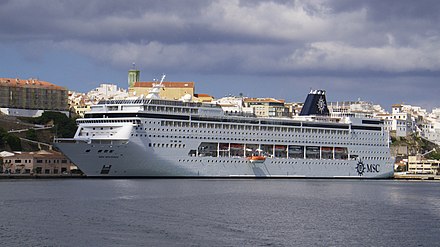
0 179 439 246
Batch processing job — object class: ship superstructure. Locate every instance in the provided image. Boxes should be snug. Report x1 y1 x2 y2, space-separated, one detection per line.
55 83 394 178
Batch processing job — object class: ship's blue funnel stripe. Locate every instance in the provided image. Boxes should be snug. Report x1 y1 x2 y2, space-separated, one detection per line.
299 89 330 116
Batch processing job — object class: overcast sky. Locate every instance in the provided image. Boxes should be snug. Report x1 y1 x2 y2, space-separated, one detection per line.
1 0 439 111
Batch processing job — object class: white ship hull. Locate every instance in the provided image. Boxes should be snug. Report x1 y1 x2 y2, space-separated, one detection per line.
54 90 394 179
55 135 394 178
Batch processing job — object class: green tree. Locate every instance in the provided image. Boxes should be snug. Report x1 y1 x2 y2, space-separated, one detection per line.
34 111 77 138
5 134 22 151
0 127 22 150
0 127 7 147
26 128 38 141
427 151 440 160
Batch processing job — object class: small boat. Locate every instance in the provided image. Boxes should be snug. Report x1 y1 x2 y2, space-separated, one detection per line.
247 156 266 163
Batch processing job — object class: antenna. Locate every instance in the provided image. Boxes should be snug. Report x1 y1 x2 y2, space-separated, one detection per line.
159 74 166 85
146 73 166 104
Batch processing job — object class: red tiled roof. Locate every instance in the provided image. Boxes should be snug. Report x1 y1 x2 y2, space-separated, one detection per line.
133 81 194 88
0 78 66 90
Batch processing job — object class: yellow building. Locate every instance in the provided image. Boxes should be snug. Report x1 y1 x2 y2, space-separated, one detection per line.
68 92 93 117
72 103 92 117
408 155 440 175
129 81 195 100
194 93 214 102
244 98 288 117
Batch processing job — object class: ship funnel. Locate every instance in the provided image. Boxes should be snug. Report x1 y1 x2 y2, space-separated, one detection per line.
299 89 330 116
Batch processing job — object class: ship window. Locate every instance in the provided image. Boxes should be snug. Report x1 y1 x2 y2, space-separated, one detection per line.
85 149 91 153
98 150 102 153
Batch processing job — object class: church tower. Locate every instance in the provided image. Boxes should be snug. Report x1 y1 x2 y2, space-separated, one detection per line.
128 63 140 88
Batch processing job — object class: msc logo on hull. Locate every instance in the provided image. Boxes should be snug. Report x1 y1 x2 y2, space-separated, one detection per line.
356 160 380 176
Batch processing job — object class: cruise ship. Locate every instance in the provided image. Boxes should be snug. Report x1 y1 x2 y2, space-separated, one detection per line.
54 77 394 178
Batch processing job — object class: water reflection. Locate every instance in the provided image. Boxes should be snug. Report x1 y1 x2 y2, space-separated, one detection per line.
0 179 439 246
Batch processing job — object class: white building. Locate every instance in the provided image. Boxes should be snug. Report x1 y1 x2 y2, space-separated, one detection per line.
87 84 128 102
375 104 414 137
421 121 440 145
379 104 440 140
400 104 428 118
214 96 253 115
429 108 440 119
328 100 386 118
69 84 129 117
420 110 440 145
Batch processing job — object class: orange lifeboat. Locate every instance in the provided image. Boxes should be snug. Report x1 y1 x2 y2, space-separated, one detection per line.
247 156 266 163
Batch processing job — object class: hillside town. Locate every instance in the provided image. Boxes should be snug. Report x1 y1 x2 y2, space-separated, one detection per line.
1 67 439 177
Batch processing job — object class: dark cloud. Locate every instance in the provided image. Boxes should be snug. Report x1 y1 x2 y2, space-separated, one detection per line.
329 0 440 19
0 0 438 109
328 0 440 44
0 0 211 43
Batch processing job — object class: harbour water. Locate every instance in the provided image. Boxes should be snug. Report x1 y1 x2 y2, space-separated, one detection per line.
0 179 439 246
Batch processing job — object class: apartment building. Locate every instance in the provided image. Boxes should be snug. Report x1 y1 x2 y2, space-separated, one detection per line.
243 98 289 117
0 78 68 117
2 150 76 175
407 155 440 175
